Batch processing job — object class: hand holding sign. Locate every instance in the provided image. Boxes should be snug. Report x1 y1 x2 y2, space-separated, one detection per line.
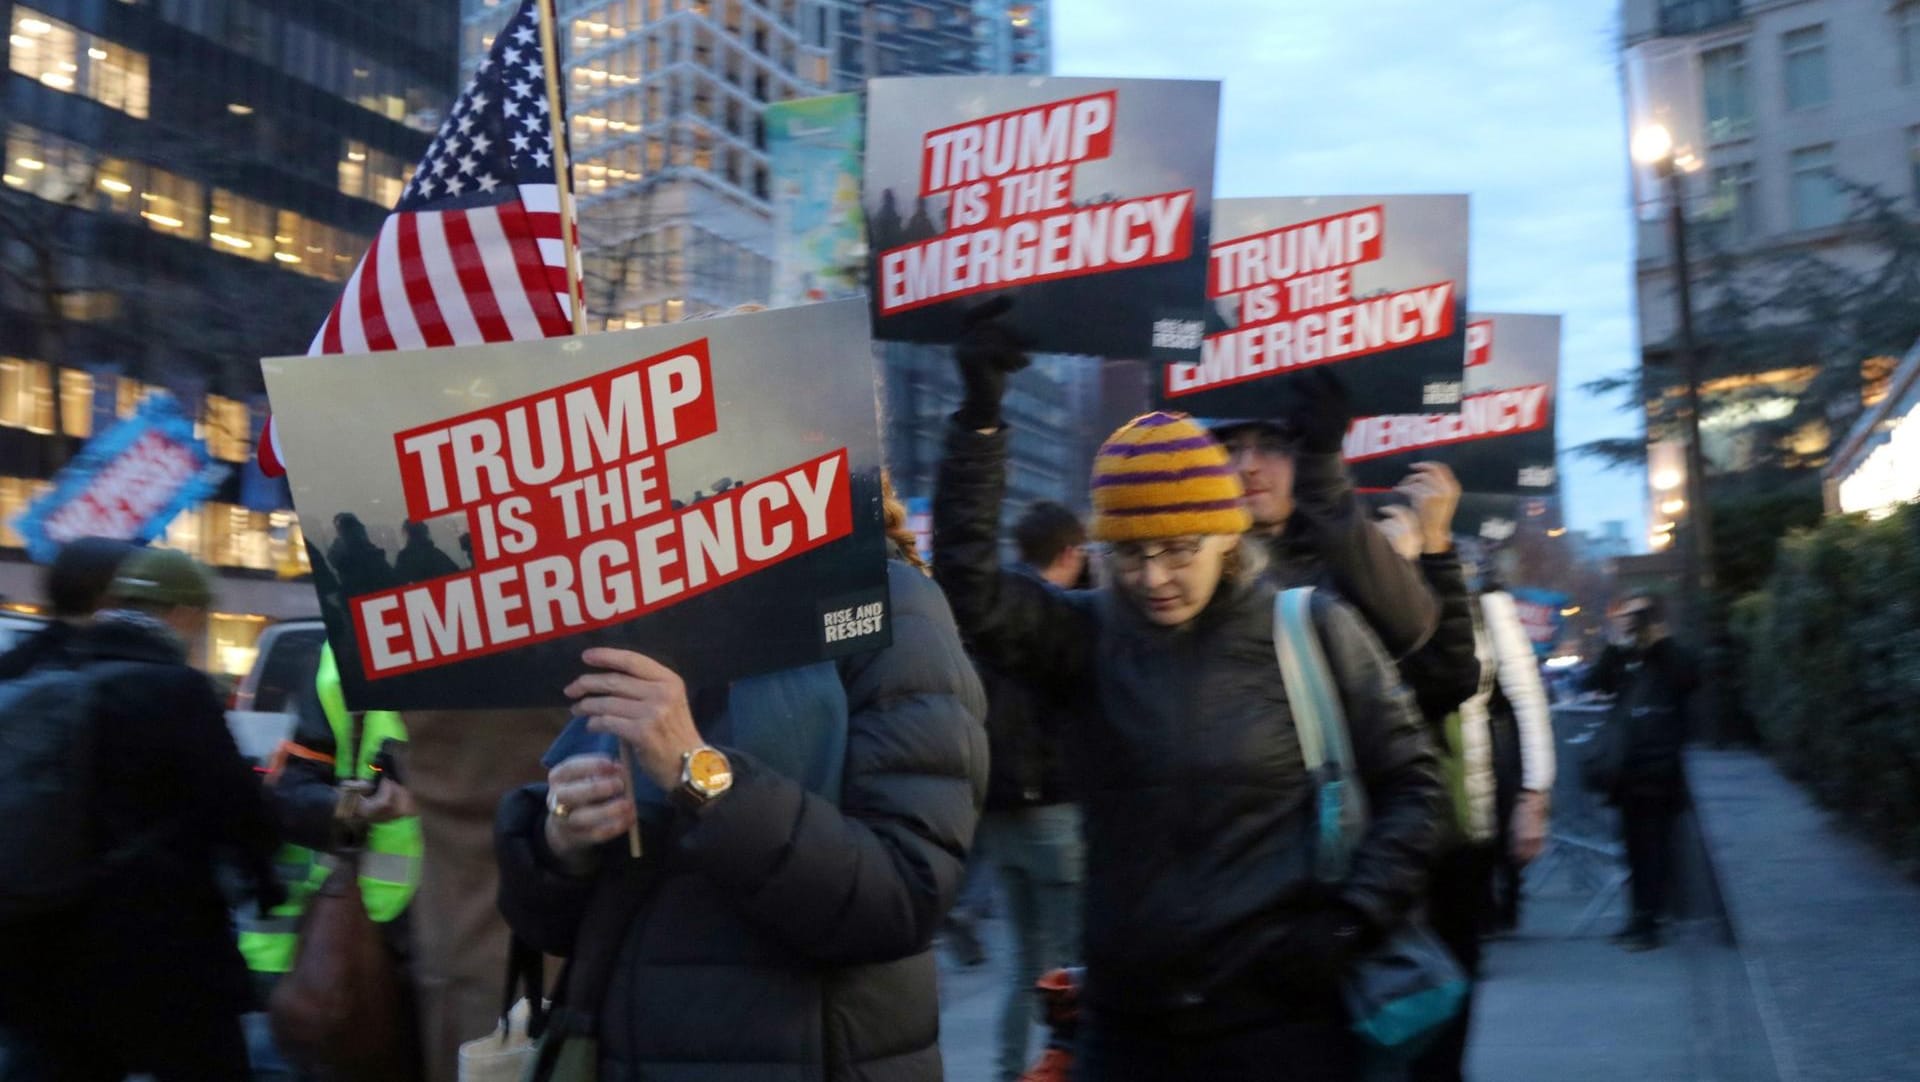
1288 367 1353 455
568 648 705 793
1396 462 1461 556
543 755 638 870
954 297 1032 430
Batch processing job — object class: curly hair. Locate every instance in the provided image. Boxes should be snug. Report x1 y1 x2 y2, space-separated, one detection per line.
880 471 929 576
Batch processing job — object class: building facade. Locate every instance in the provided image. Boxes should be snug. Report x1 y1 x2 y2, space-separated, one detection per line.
973 0 1046 74
1623 0 1920 550
2 0 456 675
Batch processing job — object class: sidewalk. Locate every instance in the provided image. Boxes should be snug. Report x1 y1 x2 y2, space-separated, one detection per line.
1688 748 1920 1082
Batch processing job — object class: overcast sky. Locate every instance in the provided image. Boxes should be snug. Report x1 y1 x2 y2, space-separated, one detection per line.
1054 0 1647 542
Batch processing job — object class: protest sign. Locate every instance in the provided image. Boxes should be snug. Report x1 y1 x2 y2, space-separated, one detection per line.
1343 312 1561 494
768 94 868 307
865 76 1219 362
1509 586 1572 658
1159 194 1469 417
261 300 891 710
14 394 228 563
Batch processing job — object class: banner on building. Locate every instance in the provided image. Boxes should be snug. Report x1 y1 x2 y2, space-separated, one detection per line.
1345 312 1561 494
13 394 228 564
864 75 1220 362
1508 586 1572 659
262 300 892 710
768 93 868 308
1158 194 1470 418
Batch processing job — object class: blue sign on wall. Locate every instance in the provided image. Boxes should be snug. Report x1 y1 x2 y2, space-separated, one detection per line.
14 393 229 563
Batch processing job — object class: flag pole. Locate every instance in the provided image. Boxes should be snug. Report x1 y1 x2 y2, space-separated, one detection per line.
536 0 589 337
537 4 634 859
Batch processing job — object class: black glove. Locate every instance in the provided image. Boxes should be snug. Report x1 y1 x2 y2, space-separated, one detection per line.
953 296 1032 431
1269 902 1374 992
1287 367 1353 455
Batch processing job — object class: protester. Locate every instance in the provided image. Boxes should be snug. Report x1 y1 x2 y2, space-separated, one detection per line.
495 483 988 1081
933 323 1443 1079
977 500 1089 1082
1 548 282 1081
1208 370 1439 659
1587 595 1695 951
0 536 133 680
1473 559 1557 937
328 512 398 595
394 520 462 584
240 643 423 1078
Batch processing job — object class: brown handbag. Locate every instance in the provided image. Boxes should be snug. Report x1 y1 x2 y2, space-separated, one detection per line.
268 848 422 1081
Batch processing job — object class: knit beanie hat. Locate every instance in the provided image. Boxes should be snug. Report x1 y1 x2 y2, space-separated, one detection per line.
1089 412 1252 542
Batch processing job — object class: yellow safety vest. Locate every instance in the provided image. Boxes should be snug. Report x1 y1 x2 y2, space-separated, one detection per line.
239 647 423 975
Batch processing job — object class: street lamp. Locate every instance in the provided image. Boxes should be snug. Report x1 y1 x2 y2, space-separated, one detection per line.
1634 119 1726 737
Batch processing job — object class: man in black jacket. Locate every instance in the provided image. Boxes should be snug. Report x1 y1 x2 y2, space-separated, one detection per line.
978 501 1088 1082
1592 595 1697 951
1209 371 1439 660
3 548 282 1081
0 536 132 680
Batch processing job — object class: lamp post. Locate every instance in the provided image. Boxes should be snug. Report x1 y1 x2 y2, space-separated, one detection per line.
1634 121 1727 738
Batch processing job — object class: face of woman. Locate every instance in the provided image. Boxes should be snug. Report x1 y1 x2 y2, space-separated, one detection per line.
1107 534 1241 627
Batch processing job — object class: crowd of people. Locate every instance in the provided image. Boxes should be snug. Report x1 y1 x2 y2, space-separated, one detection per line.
0 309 1700 1082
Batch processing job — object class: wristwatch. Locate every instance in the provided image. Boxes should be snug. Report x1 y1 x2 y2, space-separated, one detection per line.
673 746 734 810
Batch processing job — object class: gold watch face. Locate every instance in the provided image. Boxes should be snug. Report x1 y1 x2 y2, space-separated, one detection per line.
687 747 733 795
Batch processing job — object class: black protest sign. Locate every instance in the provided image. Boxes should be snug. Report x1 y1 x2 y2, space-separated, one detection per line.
1158 194 1470 418
261 301 891 710
1345 313 1561 494
864 76 1220 362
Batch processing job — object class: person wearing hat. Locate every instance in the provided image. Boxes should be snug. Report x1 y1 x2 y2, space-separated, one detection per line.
2 547 282 1081
932 326 1444 1079
1206 370 1441 660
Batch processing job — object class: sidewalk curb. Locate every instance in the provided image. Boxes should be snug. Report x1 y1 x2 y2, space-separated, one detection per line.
1685 749 1804 1082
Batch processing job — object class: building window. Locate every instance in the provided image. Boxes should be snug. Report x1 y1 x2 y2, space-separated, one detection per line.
200 395 250 462
140 168 205 240
0 359 54 433
0 477 52 548
1909 127 1920 206
1781 26 1829 111
1700 44 1751 143
1703 161 1757 245
1789 144 1844 230
1901 5 1920 86
8 8 149 118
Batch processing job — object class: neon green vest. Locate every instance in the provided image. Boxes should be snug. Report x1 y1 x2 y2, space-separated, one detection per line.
239 647 423 975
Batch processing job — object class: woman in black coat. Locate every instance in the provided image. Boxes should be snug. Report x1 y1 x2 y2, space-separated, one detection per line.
933 336 1444 1081
496 518 988 1082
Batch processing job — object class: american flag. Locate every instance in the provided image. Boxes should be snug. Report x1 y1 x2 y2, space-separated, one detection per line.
259 0 579 475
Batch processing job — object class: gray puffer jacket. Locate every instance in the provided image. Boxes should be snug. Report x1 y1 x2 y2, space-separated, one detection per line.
496 559 988 1082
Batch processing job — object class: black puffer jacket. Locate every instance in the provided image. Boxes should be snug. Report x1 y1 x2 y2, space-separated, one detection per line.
496 560 988 1082
1269 451 1440 659
935 424 1443 1032
979 566 1077 811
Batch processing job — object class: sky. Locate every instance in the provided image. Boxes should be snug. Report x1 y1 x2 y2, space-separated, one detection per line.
1053 0 1648 543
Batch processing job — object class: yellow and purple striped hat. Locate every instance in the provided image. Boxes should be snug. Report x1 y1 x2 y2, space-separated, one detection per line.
1089 412 1251 542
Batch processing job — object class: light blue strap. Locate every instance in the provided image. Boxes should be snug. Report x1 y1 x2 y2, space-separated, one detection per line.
1273 587 1371 881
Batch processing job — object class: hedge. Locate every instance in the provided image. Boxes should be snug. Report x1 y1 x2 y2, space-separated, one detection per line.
1732 503 1920 873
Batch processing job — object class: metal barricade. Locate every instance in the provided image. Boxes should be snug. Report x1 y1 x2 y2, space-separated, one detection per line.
1526 701 1630 935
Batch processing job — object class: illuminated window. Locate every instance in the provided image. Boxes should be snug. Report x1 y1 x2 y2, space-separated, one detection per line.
209 189 275 261
0 477 53 548
0 358 54 432
141 169 204 240
8 8 149 118
59 369 92 437
200 395 250 462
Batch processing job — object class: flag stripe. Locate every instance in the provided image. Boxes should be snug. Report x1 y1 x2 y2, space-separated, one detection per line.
440 210 515 342
396 214 455 349
416 212 485 345
468 204 554 339
333 255 371 354
374 215 427 351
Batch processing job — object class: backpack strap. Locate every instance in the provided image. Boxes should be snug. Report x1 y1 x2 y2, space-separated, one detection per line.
1272 587 1370 883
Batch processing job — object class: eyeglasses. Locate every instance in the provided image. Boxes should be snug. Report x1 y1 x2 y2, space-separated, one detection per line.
1223 430 1297 459
1106 538 1206 573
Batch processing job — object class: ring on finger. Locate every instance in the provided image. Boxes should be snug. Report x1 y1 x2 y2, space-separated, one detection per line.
547 790 573 821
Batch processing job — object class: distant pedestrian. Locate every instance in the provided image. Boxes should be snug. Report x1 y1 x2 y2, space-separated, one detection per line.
977 500 1089 1081
1589 595 1696 951
328 512 398 596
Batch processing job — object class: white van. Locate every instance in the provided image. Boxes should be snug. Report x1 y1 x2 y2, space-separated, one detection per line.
225 619 328 766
